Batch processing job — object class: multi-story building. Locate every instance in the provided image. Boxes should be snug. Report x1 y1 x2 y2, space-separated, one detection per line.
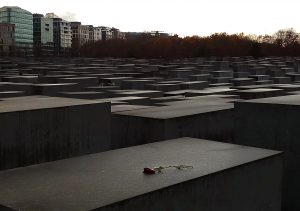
33 14 54 56
70 22 90 55
111 28 126 40
88 25 94 42
125 31 171 39
0 22 15 56
100 26 113 41
46 13 71 56
0 6 33 55
150 31 172 37
111 28 120 39
118 32 126 40
93 27 102 41
71 22 90 45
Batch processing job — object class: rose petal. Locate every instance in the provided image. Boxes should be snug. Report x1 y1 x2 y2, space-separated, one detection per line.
143 168 156 175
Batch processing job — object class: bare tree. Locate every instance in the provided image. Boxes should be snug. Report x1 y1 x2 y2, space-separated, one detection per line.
273 28 299 47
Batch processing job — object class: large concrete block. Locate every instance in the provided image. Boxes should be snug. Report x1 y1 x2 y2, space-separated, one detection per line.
112 102 233 149
58 77 99 88
0 138 282 211
120 79 155 90
0 96 111 170
232 88 284 100
234 94 300 211
33 83 80 95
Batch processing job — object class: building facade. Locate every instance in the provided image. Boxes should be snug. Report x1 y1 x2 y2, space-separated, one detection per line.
111 28 126 39
88 25 94 42
93 27 102 41
0 6 33 55
46 13 71 56
0 23 15 56
100 26 113 41
71 22 90 45
71 22 91 55
33 14 54 56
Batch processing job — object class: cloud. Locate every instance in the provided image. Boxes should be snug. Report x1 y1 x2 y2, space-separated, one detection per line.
60 12 77 22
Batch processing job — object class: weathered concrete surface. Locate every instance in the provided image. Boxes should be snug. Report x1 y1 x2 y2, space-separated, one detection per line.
234 94 300 211
0 96 111 170
232 88 284 100
0 138 282 211
111 105 156 113
112 102 233 149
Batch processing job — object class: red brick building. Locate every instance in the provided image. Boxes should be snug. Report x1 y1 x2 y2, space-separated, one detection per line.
0 23 15 55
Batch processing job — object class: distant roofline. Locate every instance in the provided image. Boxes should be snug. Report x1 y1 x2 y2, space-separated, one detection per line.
0 6 32 15
45 13 70 23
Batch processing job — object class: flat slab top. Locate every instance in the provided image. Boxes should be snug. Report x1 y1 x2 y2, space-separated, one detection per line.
160 96 235 106
0 96 109 113
234 84 274 90
192 87 236 94
0 91 24 94
111 105 156 113
118 90 162 95
0 138 280 211
59 91 104 95
234 88 283 93
238 94 300 106
59 77 98 80
93 96 149 103
33 83 77 87
115 101 233 119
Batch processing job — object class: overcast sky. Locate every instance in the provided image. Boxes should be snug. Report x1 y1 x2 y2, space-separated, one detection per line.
1 0 299 37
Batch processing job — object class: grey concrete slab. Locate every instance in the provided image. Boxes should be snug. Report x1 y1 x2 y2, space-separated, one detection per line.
255 80 274 85
33 83 80 95
84 86 120 92
209 83 233 87
0 138 282 211
189 74 211 81
0 91 26 98
38 75 77 83
58 77 99 88
0 82 34 94
272 84 300 92
120 79 155 90
57 91 107 99
232 88 284 100
93 96 151 105
234 72 250 78
179 81 209 90
272 77 291 84
112 102 233 148
116 90 163 98
145 83 181 92
115 101 233 119
230 78 255 86
185 87 236 96
0 96 111 170
169 69 195 78
210 77 232 83
111 105 157 113
150 95 186 104
160 96 235 106
100 77 133 86
234 84 274 90
234 94 300 210
1 76 39 84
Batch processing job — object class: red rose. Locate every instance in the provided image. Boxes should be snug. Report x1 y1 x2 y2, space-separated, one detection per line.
143 168 156 175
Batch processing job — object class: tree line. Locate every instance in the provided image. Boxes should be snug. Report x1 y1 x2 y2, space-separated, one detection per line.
79 28 300 58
